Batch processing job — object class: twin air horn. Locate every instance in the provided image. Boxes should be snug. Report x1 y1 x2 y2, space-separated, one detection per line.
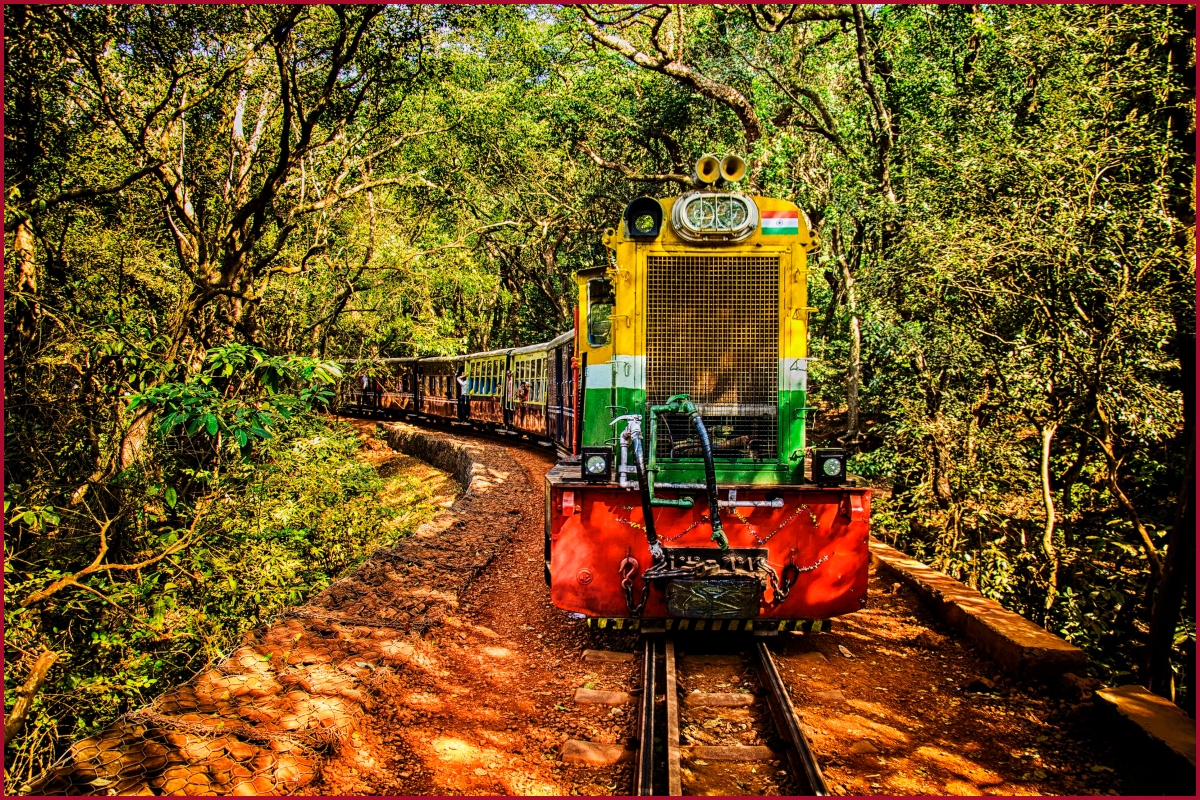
623 153 752 241
693 153 746 187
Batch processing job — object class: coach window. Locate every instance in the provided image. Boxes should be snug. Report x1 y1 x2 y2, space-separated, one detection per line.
587 278 615 347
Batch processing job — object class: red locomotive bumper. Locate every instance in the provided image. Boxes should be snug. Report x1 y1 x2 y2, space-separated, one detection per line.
546 467 870 622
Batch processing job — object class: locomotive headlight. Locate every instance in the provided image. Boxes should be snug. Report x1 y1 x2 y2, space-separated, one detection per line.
672 192 758 242
812 448 847 486
581 447 612 482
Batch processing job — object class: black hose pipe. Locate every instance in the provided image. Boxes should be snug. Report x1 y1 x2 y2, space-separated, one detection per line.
631 434 665 563
688 410 730 550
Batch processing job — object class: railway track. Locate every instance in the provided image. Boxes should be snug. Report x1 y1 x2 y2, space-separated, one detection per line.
633 634 828 796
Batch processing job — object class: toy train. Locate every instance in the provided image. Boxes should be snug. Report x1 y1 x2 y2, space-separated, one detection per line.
340 331 578 450
339 153 871 632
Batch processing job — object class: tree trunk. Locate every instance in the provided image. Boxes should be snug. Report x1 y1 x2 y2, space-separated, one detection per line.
13 215 40 343
1146 425 1195 701
852 4 897 206
118 410 155 471
1094 400 1163 583
842 252 862 445
1039 421 1060 612
930 435 954 510
4 650 58 741
1058 438 1091 548
837 223 865 447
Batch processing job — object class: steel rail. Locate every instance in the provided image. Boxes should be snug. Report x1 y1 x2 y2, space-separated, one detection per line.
635 636 657 796
663 638 682 797
755 640 829 796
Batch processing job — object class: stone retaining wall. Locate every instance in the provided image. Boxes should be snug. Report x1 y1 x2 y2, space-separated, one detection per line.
871 538 1197 793
868 539 1087 680
32 422 528 796
1094 685 1196 794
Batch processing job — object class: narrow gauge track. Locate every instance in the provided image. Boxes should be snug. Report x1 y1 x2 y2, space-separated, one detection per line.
634 635 828 796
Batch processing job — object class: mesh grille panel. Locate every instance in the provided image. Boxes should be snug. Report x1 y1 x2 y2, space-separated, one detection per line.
646 255 779 460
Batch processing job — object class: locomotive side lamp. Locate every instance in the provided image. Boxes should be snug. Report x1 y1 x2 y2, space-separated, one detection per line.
622 196 664 239
581 446 612 482
812 448 848 486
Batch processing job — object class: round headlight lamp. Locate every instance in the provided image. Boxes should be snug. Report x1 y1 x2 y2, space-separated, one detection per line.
586 455 607 475
671 192 758 242
812 448 847 486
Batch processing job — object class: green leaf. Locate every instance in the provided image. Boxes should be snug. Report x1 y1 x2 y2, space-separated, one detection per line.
164 487 177 509
205 415 219 436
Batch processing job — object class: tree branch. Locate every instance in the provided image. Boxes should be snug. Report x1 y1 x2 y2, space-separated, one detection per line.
852 4 897 204
581 8 765 148
46 163 163 209
4 651 59 741
577 141 691 185
20 500 210 608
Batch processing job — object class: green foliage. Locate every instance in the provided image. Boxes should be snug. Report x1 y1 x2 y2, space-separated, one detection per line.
3 2 1192 786
129 344 341 450
2 415 448 790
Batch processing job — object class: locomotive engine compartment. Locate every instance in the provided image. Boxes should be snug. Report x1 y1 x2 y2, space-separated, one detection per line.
556 153 871 629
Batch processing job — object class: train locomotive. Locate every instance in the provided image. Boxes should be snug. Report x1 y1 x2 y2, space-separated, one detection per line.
340 153 871 633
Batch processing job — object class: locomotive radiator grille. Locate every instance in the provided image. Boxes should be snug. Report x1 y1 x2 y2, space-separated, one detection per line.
646 254 780 460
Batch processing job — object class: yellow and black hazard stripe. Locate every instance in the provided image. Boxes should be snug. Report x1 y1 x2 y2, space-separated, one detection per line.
583 618 832 632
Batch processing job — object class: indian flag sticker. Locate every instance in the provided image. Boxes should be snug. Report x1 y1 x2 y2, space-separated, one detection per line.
761 210 800 235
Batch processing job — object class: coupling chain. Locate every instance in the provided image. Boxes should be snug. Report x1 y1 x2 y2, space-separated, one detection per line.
619 555 650 618
616 506 706 542
746 503 819 547
616 503 821 549
763 554 830 603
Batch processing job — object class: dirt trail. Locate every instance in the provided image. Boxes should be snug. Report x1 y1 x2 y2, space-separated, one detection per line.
313 436 639 796
771 570 1124 796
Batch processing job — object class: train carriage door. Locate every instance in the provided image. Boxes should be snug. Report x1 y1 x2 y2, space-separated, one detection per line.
554 344 565 446
503 354 514 428
456 361 468 421
565 338 576 449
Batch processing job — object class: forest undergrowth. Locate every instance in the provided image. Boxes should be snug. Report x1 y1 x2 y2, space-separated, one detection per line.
3 414 449 790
